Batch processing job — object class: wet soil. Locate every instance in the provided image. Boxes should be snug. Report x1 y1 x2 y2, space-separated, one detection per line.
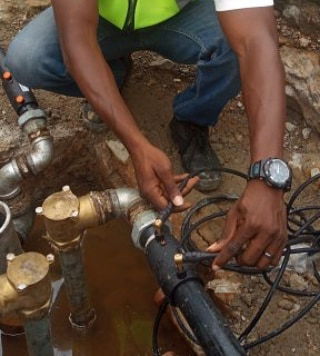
1 2 320 356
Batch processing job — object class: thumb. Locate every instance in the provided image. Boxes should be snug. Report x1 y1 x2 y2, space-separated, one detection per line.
159 169 184 207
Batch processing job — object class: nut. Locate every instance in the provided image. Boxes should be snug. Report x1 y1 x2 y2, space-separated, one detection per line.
6 253 16 262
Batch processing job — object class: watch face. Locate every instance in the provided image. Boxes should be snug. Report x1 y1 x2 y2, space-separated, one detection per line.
264 159 291 187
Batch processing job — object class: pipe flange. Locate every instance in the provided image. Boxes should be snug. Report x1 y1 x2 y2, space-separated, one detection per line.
18 109 46 128
68 308 96 331
45 234 83 252
131 210 157 250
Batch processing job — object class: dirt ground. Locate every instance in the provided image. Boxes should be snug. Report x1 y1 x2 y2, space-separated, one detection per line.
1 2 320 356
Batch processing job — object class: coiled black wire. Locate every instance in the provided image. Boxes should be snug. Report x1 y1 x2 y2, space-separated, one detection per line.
152 169 320 355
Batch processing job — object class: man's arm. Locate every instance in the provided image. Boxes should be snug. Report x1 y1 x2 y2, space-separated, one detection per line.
208 8 287 269
51 0 186 210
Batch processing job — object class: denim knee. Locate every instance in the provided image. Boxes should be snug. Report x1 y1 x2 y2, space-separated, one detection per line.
5 36 36 87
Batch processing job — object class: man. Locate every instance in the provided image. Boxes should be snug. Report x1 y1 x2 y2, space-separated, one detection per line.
5 0 288 270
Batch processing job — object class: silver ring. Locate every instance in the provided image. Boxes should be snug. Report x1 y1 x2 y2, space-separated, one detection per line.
264 252 273 259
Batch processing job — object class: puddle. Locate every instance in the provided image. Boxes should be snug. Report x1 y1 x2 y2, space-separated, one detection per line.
1 219 193 356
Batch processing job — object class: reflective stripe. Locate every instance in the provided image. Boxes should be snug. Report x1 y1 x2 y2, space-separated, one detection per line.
98 0 194 30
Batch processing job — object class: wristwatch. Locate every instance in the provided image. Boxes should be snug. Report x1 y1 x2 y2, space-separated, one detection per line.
248 158 292 191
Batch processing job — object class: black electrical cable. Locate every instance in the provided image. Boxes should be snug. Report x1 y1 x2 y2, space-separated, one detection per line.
152 169 320 355
152 298 169 356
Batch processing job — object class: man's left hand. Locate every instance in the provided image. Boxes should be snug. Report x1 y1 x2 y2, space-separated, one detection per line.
207 180 287 270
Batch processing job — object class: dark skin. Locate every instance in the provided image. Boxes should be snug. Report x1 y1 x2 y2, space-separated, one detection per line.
51 1 287 270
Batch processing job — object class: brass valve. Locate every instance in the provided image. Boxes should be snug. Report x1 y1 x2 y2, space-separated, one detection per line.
0 252 54 326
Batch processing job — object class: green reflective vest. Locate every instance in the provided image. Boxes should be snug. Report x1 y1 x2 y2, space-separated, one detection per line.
98 0 194 31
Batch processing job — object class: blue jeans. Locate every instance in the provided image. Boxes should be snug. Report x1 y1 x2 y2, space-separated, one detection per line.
5 0 240 126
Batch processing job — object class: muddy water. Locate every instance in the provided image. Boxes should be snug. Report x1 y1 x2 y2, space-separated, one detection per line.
1 219 193 356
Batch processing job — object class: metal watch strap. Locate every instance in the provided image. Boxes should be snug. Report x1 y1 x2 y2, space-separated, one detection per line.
248 159 267 180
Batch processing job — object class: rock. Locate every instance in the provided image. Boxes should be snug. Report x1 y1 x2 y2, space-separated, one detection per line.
106 140 129 164
289 273 309 291
310 167 320 178
275 0 320 38
281 47 320 134
302 127 312 140
285 121 297 132
299 37 311 48
206 271 242 306
0 2 12 23
149 58 174 70
26 0 50 8
306 317 318 325
278 299 294 311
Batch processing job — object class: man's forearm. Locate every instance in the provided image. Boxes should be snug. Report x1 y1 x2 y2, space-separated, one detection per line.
239 38 286 162
218 8 286 163
60 32 149 153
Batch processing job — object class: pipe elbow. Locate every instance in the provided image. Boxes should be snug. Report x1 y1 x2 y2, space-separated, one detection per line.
112 188 143 218
0 160 22 199
27 137 54 175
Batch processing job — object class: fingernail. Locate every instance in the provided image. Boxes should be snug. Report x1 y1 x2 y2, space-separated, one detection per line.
212 265 220 272
173 195 184 207
208 243 217 249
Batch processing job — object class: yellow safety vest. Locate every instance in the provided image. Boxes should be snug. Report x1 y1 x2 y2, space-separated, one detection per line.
98 0 194 31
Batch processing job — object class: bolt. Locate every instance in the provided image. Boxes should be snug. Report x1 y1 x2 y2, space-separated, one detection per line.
46 254 55 264
6 253 15 262
17 283 27 291
62 185 70 192
35 207 43 215
71 210 79 218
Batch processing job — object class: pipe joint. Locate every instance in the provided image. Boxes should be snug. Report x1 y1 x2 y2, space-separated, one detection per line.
18 108 47 129
0 160 23 200
27 136 54 175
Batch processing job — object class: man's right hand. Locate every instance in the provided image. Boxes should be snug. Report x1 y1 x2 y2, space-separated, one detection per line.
131 143 198 211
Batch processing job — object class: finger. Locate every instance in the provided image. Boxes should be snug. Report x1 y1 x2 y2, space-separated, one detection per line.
174 173 189 182
142 183 169 211
157 168 184 207
237 233 272 266
256 237 286 269
207 205 238 253
180 177 199 196
271 242 286 267
172 201 192 213
212 223 255 271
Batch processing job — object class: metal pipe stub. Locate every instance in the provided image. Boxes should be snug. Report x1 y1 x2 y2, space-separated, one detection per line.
40 186 97 330
0 201 23 274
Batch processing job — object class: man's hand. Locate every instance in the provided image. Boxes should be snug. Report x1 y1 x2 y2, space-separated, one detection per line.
208 180 287 270
131 143 198 211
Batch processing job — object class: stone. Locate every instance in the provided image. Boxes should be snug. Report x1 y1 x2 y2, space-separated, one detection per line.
26 0 50 8
306 317 318 325
289 273 309 291
149 58 174 70
106 140 129 164
285 121 297 132
302 127 312 140
281 47 320 134
278 299 294 311
275 0 320 38
310 167 320 178
206 271 242 306
299 37 311 48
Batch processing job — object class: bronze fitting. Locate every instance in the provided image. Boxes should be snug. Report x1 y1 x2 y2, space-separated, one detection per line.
0 252 54 325
38 186 100 251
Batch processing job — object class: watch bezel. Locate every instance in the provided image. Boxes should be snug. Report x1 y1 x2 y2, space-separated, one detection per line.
263 158 291 190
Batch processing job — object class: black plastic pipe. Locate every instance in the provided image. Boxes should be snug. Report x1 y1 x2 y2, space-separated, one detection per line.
0 46 38 115
144 228 246 356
